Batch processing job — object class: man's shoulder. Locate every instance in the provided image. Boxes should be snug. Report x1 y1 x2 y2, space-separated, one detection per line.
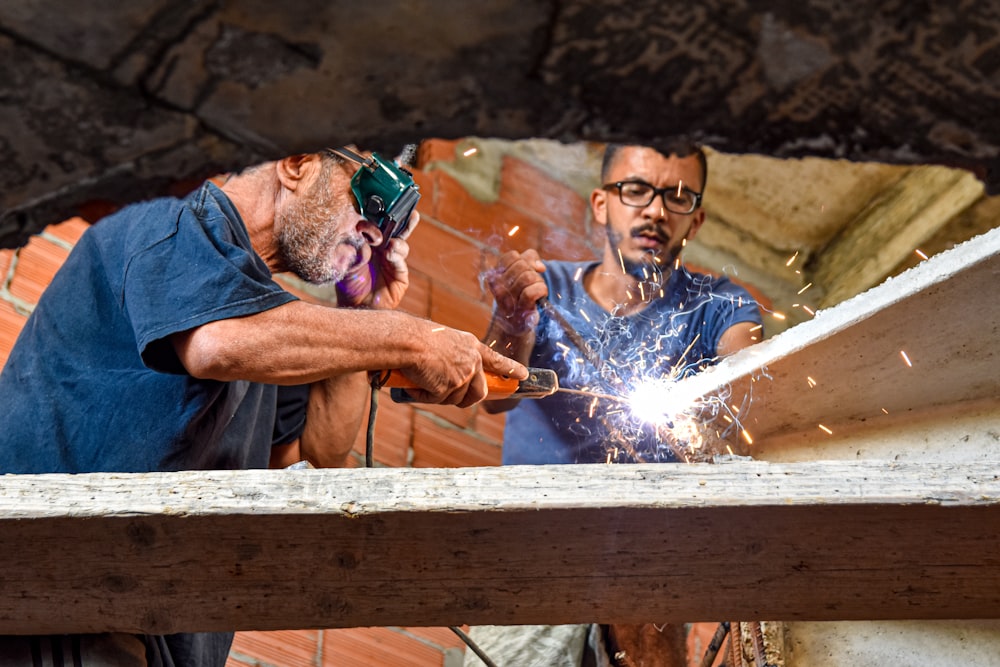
678 266 757 301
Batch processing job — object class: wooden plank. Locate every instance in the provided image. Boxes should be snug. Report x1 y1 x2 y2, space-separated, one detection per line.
2 461 1000 634
673 224 1000 442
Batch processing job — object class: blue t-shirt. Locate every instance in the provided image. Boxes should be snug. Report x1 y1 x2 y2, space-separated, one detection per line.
502 260 762 465
0 182 310 665
0 182 302 474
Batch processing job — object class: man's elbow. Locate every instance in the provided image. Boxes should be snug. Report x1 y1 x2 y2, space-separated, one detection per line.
171 324 242 380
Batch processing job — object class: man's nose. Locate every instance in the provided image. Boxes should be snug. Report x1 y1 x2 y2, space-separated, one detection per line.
642 195 669 221
357 218 384 247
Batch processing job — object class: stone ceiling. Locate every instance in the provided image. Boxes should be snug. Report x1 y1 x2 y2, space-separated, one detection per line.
0 0 997 321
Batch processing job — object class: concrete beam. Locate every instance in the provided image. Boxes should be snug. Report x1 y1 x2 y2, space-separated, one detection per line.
2 461 1000 634
810 166 984 308
679 224 1000 444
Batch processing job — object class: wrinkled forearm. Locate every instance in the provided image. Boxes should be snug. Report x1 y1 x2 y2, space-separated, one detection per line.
299 372 370 468
173 301 434 385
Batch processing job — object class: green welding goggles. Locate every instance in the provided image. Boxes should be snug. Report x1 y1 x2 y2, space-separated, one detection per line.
327 146 420 247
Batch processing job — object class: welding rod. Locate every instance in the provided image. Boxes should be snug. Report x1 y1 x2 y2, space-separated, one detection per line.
537 296 605 373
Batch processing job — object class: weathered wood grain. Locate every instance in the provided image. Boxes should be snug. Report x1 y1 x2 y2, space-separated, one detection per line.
1 460 1000 633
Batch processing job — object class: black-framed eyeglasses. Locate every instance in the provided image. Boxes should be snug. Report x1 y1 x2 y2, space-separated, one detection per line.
602 180 703 215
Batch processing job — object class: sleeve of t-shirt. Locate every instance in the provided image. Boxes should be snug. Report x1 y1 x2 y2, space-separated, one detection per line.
273 384 310 446
121 193 297 374
704 278 763 354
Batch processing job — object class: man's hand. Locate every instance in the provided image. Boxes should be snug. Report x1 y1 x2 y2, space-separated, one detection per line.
486 249 548 334
396 321 529 408
335 211 420 310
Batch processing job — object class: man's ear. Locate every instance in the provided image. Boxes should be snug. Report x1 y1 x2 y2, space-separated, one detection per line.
686 209 707 240
590 187 609 226
275 154 315 192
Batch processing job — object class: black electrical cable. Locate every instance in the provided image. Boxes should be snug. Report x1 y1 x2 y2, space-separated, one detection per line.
366 371 391 468
449 626 499 667
364 372 499 666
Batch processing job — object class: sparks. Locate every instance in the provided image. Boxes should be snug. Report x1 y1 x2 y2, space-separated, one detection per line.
579 309 591 323
574 266 584 282
915 248 928 260
488 339 497 348
881 408 890 414
676 180 684 197
617 248 626 273
806 376 817 388
624 376 709 427
802 305 815 316
462 147 478 157
797 282 813 295
818 424 833 435
900 350 913 367
431 327 446 332
741 429 753 445
786 251 799 267
771 311 786 321
507 225 520 237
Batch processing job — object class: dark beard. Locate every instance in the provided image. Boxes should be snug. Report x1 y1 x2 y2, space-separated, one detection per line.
606 224 677 282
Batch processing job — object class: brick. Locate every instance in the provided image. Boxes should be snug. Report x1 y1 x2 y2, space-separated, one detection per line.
499 155 589 231
8 236 71 305
43 217 90 247
228 630 320 667
416 139 461 168
429 283 491 336
411 401 475 430
353 395 413 467
429 170 495 239
478 201 545 255
403 626 470 651
539 221 601 262
411 169 439 219
0 300 28 368
411 412 502 468
399 269 431 319
406 220 486 302
323 627 445 667
473 407 507 445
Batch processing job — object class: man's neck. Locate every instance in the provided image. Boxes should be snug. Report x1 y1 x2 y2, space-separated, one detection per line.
584 259 670 316
221 168 281 273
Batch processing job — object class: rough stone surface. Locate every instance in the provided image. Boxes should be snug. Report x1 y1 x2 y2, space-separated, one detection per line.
1 1 999 247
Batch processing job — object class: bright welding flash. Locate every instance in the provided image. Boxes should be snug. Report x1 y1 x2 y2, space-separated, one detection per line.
627 377 698 426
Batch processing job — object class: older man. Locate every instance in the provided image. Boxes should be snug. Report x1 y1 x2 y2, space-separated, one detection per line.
0 147 525 666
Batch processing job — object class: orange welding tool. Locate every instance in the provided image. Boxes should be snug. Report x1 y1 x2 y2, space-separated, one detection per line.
383 367 558 403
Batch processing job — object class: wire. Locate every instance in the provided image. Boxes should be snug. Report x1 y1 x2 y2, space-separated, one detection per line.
449 626 499 667
364 372 500 666
366 371 391 468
